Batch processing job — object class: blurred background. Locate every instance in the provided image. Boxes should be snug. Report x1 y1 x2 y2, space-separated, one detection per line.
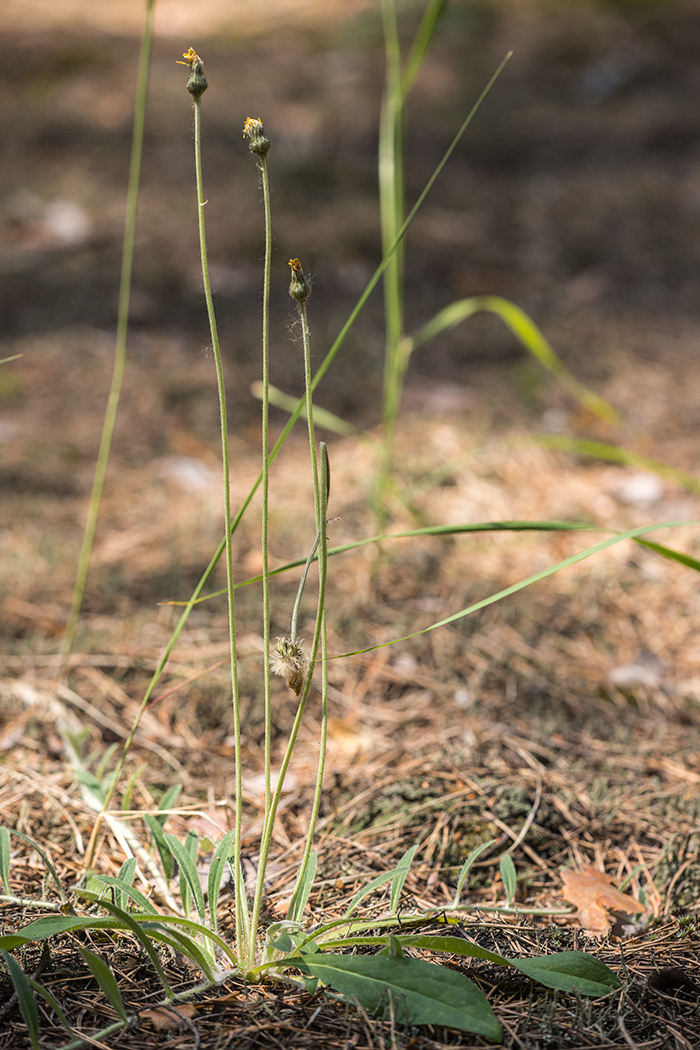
1 0 700 627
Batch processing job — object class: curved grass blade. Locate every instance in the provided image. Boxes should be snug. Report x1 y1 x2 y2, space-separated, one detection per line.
333 520 696 658
344 853 422 921
453 838 497 908
390 844 418 913
411 295 619 425
139 925 218 983
77 946 129 1023
135 914 237 970
27 975 78 1040
0 949 40 1049
296 953 502 1041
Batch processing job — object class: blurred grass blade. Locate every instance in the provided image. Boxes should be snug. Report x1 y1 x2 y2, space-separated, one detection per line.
499 854 517 907
77 946 129 1023
252 382 358 437
335 520 695 658
453 838 497 908
0 950 40 1049
390 844 419 913
0 827 11 894
634 538 700 573
61 0 156 662
157 785 183 824
539 434 700 495
287 850 318 925
411 295 619 425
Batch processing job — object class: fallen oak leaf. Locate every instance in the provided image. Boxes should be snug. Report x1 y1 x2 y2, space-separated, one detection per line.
560 865 646 936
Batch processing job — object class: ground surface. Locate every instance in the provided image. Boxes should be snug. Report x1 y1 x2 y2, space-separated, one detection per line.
1 1 700 1047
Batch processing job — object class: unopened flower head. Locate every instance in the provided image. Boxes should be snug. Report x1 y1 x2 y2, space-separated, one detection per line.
243 117 271 158
288 258 311 304
178 47 208 100
271 636 309 697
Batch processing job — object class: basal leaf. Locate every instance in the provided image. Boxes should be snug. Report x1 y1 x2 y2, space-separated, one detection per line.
296 954 502 1042
499 854 517 907
507 951 621 996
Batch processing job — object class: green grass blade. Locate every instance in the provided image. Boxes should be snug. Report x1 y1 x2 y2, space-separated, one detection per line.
77 946 129 1023
5 829 69 905
60 0 156 662
157 785 183 824
453 838 497 908
165 833 206 924
91 874 159 915
296 954 502 1041
207 827 236 934
252 382 358 437
0 826 11 894
27 975 78 1039
499 854 517 907
343 864 411 920
334 520 695 658
631 539 700 573
401 0 449 99
140 925 217 982
0 950 40 1049
144 814 174 881
287 850 318 925
168 519 596 607
75 892 173 998
507 951 621 995
538 434 700 495
411 295 619 425
329 933 509 965
390 844 419 913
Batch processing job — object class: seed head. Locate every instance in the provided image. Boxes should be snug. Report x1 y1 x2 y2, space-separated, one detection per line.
271 637 309 697
178 48 208 100
288 258 311 304
243 117 271 158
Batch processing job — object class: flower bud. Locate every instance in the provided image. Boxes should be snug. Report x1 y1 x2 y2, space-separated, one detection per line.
243 117 271 158
288 258 311 304
178 48 208 100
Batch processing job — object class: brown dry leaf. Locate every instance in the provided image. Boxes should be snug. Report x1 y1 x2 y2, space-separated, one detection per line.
560 864 646 936
141 1004 197 1031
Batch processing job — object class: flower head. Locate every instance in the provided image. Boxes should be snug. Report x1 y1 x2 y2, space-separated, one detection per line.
271 636 309 696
